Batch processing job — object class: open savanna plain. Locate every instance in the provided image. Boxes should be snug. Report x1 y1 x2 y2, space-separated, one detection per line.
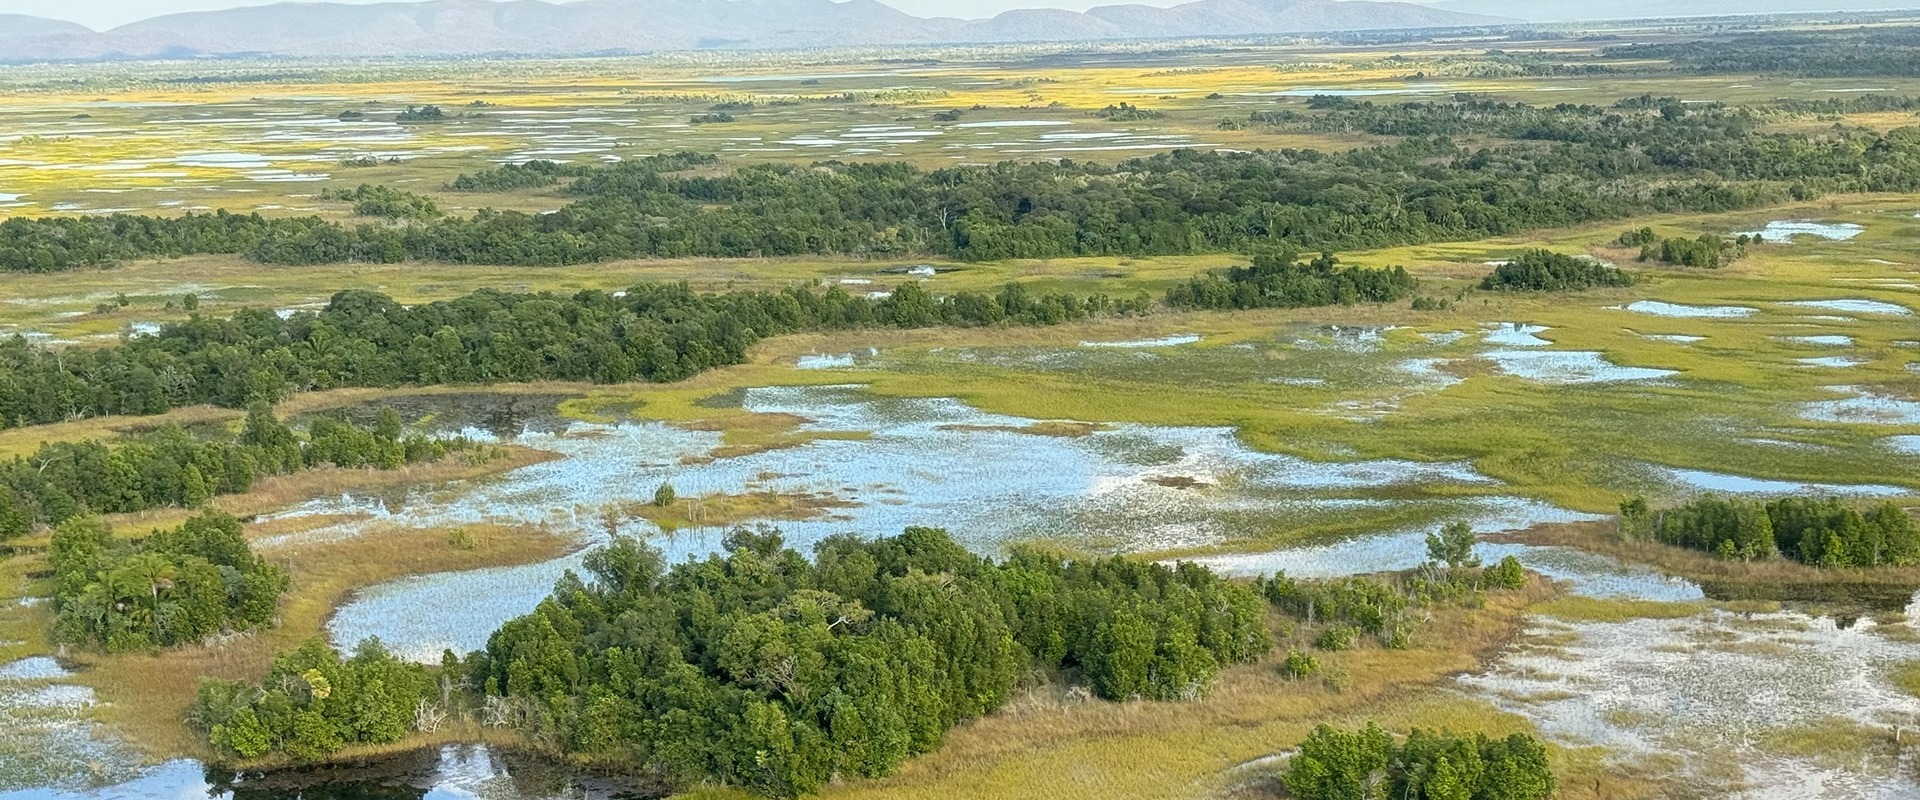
5 21 1920 800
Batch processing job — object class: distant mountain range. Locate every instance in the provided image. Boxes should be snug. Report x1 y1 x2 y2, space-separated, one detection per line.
0 0 1507 61
1433 0 1920 22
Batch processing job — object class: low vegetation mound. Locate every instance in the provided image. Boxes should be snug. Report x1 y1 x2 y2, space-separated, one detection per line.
1617 227 1749 268
1165 250 1417 309
1620 495 1920 567
1284 722 1555 800
1479 249 1634 292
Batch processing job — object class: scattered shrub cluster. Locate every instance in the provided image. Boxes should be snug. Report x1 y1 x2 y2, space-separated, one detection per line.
1165 250 1417 309
196 638 440 759
318 184 443 220
1617 228 1749 268
48 511 288 651
1284 722 1555 800
1479 249 1633 292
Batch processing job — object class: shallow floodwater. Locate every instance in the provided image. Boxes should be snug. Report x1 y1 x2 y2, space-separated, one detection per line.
1738 220 1866 243
1461 599 1920 798
1800 386 1920 425
1622 300 1758 319
1484 349 1679 385
1782 299 1913 317
318 385 1587 661
0 657 142 796
1188 515 1706 604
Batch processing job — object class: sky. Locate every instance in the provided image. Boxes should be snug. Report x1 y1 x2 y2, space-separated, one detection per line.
2 0 1280 30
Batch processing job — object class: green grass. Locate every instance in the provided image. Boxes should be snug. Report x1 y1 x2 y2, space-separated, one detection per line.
1890 661 1920 699
1531 596 1705 623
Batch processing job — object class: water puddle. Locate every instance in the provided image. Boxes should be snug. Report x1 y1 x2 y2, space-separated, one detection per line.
1641 333 1707 344
1796 356 1868 368
1622 301 1758 319
796 348 878 369
1484 350 1679 385
1738 220 1866 243
1079 334 1202 348
1 744 639 799
1660 467 1908 496
1778 335 1855 347
1482 323 1552 347
1800 386 1920 425
1783 299 1913 317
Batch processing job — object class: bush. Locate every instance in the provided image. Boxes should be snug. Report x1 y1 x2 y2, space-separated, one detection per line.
1315 624 1360 651
1281 648 1320 680
1480 249 1634 292
1283 723 1556 800
49 512 288 651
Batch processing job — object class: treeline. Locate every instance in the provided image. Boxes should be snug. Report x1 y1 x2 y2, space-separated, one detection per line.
1479 249 1633 292
0 404 472 539
1165 250 1416 310
1284 723 1554 800
13 90 1920 271
1616 228 1749 268
1620 495 1920 567
1604 28 1920 78
0 282 1143 431
48 511 287 651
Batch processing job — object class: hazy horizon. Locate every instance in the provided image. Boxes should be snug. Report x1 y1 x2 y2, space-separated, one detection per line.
3 0 1275 30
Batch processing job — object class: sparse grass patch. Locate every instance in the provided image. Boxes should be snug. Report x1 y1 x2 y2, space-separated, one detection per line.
1888 661 1920 699
1753 717 1903 773
1531 596 1703 623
